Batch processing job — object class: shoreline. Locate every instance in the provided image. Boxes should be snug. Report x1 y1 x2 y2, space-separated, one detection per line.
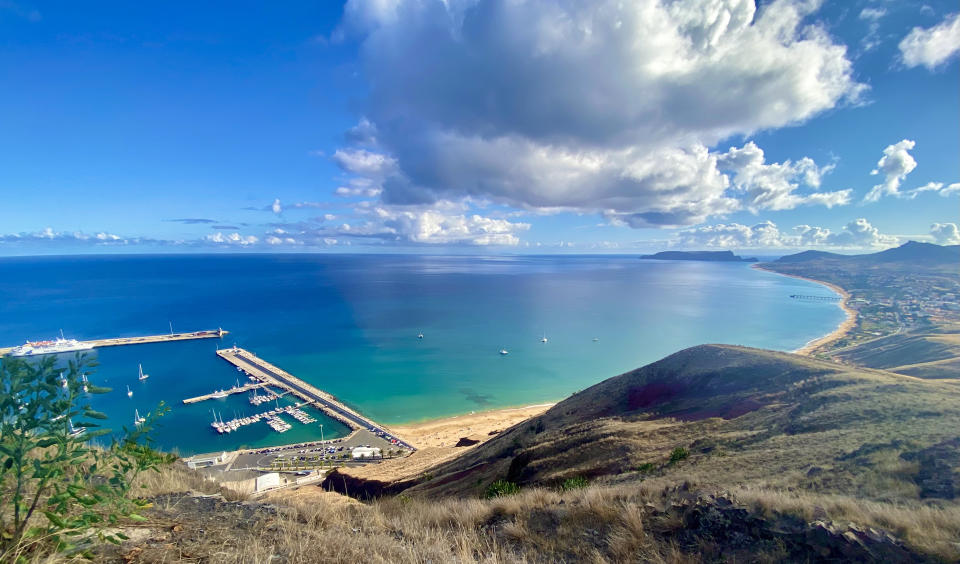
390 402 556 449
752 264 857 355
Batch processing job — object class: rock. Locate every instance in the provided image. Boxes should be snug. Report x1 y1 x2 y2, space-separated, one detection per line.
455 437 481 447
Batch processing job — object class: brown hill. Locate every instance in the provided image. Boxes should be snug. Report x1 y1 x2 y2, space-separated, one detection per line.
323 345 960 559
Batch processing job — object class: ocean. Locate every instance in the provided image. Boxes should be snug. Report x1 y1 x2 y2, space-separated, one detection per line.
0 254 846 455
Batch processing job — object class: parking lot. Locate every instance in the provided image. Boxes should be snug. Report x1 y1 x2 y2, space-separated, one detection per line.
229 428 408 470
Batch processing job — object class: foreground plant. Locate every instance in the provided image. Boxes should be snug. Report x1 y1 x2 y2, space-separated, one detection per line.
0 354 171 560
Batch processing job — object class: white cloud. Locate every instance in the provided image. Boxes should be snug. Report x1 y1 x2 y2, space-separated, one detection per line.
899 12 960 70
271 198 283 214
859 8 886 21
205 232 259 246
941 182 960 196
717 141 848 212
0 228 131 245
930 222 960 245
676 218 899 250
864 139 918 202
335 0 864 227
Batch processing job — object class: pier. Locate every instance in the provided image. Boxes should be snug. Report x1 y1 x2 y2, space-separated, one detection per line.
183 382 267 404
0 329 228 356
216 346 415 450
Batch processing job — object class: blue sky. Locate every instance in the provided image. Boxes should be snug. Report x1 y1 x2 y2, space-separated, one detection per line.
1 0 958 255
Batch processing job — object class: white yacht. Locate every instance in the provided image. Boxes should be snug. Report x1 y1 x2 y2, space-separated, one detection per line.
499 348 509 355
138 363 149 381
540 333 548 343
126 385 133 398
134 409 146 426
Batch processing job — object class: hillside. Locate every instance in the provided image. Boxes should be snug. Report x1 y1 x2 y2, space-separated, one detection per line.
72 345 960 562
308 345 960 561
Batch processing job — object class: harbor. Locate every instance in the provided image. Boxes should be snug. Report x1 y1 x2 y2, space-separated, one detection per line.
215 346 416 450
0 329 228 356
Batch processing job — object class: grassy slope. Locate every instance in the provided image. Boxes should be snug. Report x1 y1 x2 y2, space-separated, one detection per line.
360 345 960 558
83 345 960 562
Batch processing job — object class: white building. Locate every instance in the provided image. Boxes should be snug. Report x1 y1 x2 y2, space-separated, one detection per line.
185 451 228 469
351 446 381 459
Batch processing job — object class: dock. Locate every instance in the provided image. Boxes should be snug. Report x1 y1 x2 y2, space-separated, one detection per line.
0 329 229 356
216 346 415 450
183 382 267 404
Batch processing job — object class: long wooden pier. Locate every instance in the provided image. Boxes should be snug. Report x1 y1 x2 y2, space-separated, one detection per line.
0 329 228 356
216 346 415 450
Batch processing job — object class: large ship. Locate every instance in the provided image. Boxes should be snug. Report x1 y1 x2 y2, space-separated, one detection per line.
8 332 94 357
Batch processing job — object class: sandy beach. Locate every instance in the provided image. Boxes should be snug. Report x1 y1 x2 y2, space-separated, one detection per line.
392 403 555 449
340 403 555 483
752 265 857 355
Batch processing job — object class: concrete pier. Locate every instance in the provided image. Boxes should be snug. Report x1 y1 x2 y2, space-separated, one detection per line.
216 346 415 450
0 329 228 356
183 382 267 404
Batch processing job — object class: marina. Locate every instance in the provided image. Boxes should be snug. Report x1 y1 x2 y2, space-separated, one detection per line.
215 346 416 450
0 329 229 356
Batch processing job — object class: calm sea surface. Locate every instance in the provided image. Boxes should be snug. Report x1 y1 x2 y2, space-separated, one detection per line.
0 254 845 455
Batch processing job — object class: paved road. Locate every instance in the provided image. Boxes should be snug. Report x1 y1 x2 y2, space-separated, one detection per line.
228 352 417 450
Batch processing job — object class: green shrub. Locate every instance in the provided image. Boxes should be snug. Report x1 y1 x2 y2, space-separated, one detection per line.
0 354 169 559
636 462 656 473
561 476 589 491
669 447 689 463
485 479 520 498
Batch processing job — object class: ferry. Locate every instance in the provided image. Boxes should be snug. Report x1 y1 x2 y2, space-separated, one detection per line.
9 331 94 357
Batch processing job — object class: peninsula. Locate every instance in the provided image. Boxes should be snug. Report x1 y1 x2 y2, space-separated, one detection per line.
640 250 758 262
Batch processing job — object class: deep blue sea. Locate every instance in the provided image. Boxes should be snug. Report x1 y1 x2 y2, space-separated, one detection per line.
0 254 845 455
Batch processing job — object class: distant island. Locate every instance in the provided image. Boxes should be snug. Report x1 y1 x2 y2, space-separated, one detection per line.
640 250 758 262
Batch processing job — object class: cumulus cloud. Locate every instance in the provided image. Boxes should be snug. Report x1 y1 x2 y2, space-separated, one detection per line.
205 232 259 246
271 198 283 215
265 203 530 247
0 228 131 245
865 139 918 202
930 222 960 245
717 141 847 212
899 12 960 70
335 0 864 227
676 218 899 249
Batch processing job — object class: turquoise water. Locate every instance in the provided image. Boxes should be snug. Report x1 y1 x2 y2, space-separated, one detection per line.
0 254 845 455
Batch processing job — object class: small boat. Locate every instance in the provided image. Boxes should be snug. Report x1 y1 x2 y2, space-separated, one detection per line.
592 337 600 342
417 332 424 339
60 372 68 388
126 385 133 398
81 374 89 393
540 333 548 343
134 409 146 426
138 363 149 381
499 348 509 356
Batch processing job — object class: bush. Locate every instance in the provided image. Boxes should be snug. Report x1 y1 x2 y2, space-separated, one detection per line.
669 447 689 464
561 476 589 491
485 479 521 498
0 354 169 559
636 462 656 473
